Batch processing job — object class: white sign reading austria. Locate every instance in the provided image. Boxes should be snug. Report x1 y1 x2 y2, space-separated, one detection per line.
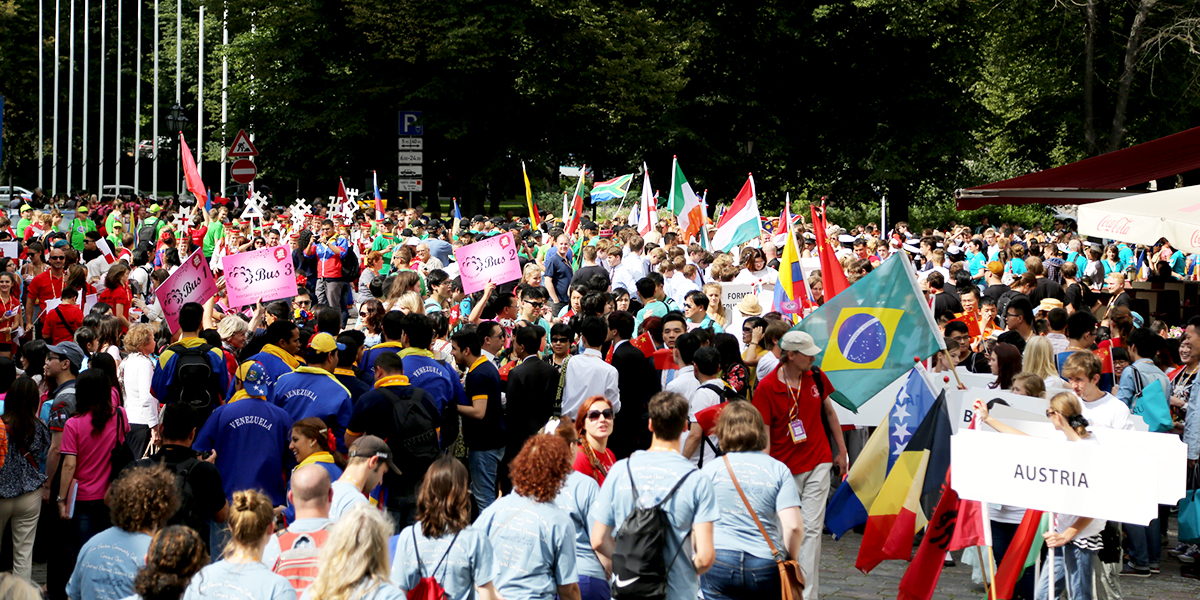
951 429 1162 525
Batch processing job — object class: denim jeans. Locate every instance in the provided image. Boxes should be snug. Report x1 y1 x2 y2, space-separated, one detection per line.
992 520 1036 599
469 447 505 512
701 549 782 600
1035 544 1096 600
576 574 612 600
1125 519 1161 567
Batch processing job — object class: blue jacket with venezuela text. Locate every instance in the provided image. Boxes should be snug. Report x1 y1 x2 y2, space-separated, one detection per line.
274 368 355 453
151 337 231 405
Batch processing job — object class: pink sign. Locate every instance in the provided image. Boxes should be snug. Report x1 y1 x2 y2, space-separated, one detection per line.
454 232 522 294
156 248 219 333
222 245 297 307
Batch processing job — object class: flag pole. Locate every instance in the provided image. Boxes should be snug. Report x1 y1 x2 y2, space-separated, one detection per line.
986 546 998 600
942 349 965 389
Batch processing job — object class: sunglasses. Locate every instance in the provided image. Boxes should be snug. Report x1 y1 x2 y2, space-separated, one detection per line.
49 255 66 261
1044 409 1057 418
743 327 755 332
295 300 312 307
524 300 544 309
551 337 570 343
587 408 614 421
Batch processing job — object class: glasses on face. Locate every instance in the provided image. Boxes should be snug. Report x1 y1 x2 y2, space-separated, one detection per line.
950 335 971 344
1044 409 1058 418
1005 313 1021 319
683 303 694 309
295 300 312 307
551 337 570 344
525 300 544 309
49 255 65 261
743 326 755 333
587 408 614 421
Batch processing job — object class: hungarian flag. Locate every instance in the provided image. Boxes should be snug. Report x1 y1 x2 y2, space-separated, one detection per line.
711 174 762 252
636 163 656 236
812 203 851 300
565 165 586 235
523 161 540 229
669 157 704 243
180 133 206 203
896 466 959 600
993 510 1048 599
856 390 951 573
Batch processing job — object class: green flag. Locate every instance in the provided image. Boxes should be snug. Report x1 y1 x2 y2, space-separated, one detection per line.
791 253 944 412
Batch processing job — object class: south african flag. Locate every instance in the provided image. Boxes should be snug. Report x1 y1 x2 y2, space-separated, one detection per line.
590 174 634 204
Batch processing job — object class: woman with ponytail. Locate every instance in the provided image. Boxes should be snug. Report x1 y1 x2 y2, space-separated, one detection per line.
553 419 612 600
282 417 345 523
130 526 209 600
973 392 1102 600
183 490 294 600
306 504 406 600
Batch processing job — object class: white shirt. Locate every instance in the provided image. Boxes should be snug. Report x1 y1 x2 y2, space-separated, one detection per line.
666 365 700 399
667 272 699 308
757 351 780 382
118 352 158 426
684 378 724 467
1079 392 1135 431
86 255 113 284
562 348 621 418
611 261 640 294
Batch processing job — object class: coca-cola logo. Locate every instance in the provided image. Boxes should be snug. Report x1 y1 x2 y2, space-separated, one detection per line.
1191 229 1200 249
1096 215 1133 236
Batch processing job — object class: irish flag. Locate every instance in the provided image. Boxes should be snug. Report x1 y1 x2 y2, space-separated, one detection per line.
711 174 761 252
669 157 704 243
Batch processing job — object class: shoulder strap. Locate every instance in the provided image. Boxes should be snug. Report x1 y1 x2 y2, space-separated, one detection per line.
723 454 784 561
54 307 66 324
430 530 460 579
554 355 571 416
652 468 695 510
811 367 826 400
699 383 726 398
411 527 423 578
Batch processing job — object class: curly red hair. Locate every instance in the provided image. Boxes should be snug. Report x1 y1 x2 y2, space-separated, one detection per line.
574 395 613 440
508 434 572 503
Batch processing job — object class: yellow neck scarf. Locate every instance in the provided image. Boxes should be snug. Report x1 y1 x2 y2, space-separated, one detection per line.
293 366 352 396
261 344 302 370
375 374 411 389
399 347 434 359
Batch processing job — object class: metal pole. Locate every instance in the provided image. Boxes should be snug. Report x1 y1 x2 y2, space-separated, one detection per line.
82 0 88 193
98 0 104 197
67 0 75 194
881 194 886 237
114 0 121 194
152 0 159 199
38 0 44 190
219 5 227 196
135 0 143 194
197 5 204 182
52 0 60 196
175 0 181 194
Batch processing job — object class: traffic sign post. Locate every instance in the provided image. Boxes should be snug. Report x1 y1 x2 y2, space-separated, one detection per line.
230 159 257 184
398 110 424 203
228 129 259 157
397 180 423 192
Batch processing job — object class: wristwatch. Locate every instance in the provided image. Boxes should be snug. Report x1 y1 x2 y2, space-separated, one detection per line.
56 496 66 503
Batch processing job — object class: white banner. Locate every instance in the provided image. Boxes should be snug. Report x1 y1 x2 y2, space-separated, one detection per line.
720 284 758 320
952 428 1171 525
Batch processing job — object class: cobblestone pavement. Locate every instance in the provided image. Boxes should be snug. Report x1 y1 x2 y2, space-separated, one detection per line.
820 525 1199 599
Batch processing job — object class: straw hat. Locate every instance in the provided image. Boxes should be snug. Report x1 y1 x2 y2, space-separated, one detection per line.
737 294 763 316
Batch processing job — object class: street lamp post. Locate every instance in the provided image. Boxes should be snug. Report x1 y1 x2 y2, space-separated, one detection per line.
166 103 188 196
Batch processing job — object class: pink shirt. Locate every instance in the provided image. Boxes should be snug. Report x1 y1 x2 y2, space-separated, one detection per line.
60 408 130 501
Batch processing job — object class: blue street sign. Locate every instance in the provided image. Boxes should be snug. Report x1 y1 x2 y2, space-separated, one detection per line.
399 111 423 136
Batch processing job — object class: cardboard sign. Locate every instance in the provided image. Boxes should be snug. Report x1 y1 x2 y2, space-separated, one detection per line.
952 428 1163 525
454 232 521 295
720 284 758 319
0 242 18 258
156 248 218 333
222 245 297 307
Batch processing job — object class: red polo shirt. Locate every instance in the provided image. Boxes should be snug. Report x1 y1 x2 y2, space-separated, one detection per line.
751 366 834 475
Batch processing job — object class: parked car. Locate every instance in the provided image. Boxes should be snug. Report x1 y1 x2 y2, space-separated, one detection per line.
136 136 172 156
101 184 150 198
0 186 33 209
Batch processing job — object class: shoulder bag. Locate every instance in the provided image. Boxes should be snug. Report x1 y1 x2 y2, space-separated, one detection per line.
722 454 804 600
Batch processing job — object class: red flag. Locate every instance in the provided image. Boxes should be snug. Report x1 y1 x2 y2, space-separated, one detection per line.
949 414 992 551
897 466 958 600
337 177 350 206
653 348 678 371
630 332 655 357
993 509 1045 600
948 312 982 338
180 133 206 201
811 204 850 300
95 237 117 264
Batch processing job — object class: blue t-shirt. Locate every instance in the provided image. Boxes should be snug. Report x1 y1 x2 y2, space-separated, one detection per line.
966 251 987 278
425 238 454 267
1066 252 1088 275
543 253 573 303
1169 250 1186 277
1008 258 1027 276
594 450 720 600
392 525 498 600
329 479 370 522
274 370 354 453
358 344 403 385
67 527 150 600
404 354 468 412
183 560 295 600
1118 244 1133 270
193 398 293 505
300 582 406 600
473 493 578 600
700 451 801 559
553 471 606 580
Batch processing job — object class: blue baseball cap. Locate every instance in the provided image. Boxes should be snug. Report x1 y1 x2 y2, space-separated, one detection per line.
236 361 271 397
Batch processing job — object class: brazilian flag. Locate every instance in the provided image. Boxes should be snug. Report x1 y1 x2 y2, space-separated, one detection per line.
791 253 944 412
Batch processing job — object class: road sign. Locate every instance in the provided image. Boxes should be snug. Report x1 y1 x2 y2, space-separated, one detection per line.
230 159 257 184
228 129 259 157
399 111 423 136
398 165 424 178
398 152 423 165
397 179 423 192
399 138 423 150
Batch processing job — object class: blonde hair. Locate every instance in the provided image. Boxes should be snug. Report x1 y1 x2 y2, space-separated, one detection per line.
225 490 274 558
702 282 725 323
1049 392 1090 438
1023 336 1059 381
123 323 158 354
395 291 424 315
0 573 41 600
1011 373 1046 398
216 315 249 340
305 504 394 600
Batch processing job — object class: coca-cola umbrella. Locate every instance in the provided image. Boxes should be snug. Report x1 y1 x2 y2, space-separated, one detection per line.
1078 186 1200 253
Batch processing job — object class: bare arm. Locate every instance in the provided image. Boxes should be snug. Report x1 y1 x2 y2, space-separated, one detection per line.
457 396 487 420
466 282 495 325
591 521 615 560
213 499 229 524
691 521 715 575
44 431 62 502
681 423 704 459
57 454 77 519
556 584 580 600
475 582 502 600
778 505 804 561
543 277 560 304
974 401 1030 437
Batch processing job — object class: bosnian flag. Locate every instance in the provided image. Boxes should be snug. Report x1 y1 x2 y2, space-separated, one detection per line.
637 163 656 236
373 171 384 220
669 157 704 243
711 174 762 252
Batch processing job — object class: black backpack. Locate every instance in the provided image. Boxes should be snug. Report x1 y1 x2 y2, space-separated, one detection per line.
164 344 219 410
339 245 360 282
611 463 695 600
699 382 747 405
138 218 159 247
377 386 441 462
134 456 206 535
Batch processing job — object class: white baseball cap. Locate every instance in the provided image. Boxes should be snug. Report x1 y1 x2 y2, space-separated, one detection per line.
779 331 822 356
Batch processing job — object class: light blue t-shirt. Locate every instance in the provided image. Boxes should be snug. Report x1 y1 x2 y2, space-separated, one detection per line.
700 451 801 560
594 450 720 600
67 527 151 600
553 471 606 580
299 581 406 600
392 525 498 600
473 493 578 600
182 560 295 600
1008 258 1027 276
329 479 369 522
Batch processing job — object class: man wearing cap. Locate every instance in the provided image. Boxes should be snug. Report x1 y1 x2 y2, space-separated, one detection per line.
194 360 293 507
137 204 167 247
105 221 125 251
370 220 398 276
16 204 35 239
66 203 97 252
752 330 847 600
273 332 355 453
329 436 396 522
43 340 84 501
151 302 232 424
982 261 1009 305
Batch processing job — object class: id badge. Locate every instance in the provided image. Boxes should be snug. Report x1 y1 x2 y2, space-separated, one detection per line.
788 419 808 444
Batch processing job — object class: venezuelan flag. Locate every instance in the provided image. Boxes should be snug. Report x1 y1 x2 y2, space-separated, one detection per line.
856 390 951 574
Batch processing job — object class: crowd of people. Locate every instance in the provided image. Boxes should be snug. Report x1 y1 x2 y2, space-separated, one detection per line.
0 188 1193 600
